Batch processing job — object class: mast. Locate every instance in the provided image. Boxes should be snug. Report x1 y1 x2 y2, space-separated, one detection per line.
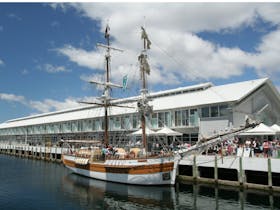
138 27 152 152
104 25 110 146
94 25 123 146
83 25 123 147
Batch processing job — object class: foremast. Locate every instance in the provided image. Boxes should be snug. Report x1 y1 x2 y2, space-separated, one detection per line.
138 27 152 153
103 25 111 146
91 25 123 146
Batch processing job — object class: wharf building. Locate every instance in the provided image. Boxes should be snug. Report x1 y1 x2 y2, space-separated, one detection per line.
0 78 280 146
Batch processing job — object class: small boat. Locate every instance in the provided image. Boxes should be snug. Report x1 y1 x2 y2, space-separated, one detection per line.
62 26 180 185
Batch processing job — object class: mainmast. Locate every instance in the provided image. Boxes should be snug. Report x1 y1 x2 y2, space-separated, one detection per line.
138 27 152 152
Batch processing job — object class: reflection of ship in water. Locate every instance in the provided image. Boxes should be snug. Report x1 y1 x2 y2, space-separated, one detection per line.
62 173 176 209
62 173 280 209
178 182 280 210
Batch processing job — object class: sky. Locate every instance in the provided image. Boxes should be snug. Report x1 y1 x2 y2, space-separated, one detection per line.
1 2 280 123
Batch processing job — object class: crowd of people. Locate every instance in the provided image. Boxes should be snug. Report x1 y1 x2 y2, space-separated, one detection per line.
205 137 280 158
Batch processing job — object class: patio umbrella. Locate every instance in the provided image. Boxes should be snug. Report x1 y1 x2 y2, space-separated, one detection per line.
156 127 182 136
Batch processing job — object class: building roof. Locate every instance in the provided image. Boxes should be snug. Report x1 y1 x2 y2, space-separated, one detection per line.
0 78 274 129
152 78 269 110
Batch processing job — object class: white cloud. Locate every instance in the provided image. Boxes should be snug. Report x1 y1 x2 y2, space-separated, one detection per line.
80 73 104 83
256 4 280 26
21 69 29 75
249 29 280 78
49 3 69 13
54 3 280 86
0 59 4 66
0 93 26 104
0 92 88 114
29 98 81 113
7 13 22 21
37 63 70 73
57 45 104 70
51 21 60 27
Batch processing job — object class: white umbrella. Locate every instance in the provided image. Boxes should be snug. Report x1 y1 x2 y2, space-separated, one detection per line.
156 127 182 136
129 127 157 136
239 123 276 136
270 124 280 134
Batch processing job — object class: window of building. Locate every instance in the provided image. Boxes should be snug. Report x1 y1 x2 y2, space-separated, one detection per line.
190 133 198 142
121 116 125 130
165 112 171 127
109 117 114 130
46 124 54 134
88 120 93 131
175 110 182 127
182 134 190 143
54 124 60 133
92 120 96 131
151 113 158 129
190 109 198 126
62 123 67 133
182 110 189 126
78 121 82 132
121 116 130 130
72 121 78 132
94 119 101 131
158 112 165 128
114 116 121 130
132 115 139 129
219 104 228 117
201 107 209 118
101 119 104 130
84 120 93 132
210 106 219 117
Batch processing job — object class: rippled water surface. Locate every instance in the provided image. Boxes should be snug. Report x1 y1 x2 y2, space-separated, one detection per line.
1 154 280 210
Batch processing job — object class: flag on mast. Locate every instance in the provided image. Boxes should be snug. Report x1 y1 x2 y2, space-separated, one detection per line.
105 25 110 38
141 27 151 49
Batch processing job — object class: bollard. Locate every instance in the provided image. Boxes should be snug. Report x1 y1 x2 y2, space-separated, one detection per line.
214 154 218 184
193 155 197 182
268 158 272 188
239 156 244 186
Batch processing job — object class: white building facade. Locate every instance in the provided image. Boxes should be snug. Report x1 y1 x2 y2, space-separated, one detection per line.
0 78 280 145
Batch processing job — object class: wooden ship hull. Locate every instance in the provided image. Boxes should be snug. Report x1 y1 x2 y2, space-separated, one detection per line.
62 154 179 185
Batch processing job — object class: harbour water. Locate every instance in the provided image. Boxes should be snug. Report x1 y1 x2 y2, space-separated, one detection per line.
0 154 280 210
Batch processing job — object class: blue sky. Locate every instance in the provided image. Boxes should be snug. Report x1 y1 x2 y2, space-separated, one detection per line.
1 3 280 123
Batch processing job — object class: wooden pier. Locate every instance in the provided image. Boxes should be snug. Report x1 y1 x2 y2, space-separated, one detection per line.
178 154 280 192
0 144 68 163
1 144 280 192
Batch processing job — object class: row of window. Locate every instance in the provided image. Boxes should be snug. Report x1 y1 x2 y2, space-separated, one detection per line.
201 104 229 118
0 104 228 136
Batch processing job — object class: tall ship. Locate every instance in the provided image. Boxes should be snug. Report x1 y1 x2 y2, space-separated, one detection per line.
62 26 257 186
62 26 181 185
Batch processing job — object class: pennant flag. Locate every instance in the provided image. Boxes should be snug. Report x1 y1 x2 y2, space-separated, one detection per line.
122 75 128 90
